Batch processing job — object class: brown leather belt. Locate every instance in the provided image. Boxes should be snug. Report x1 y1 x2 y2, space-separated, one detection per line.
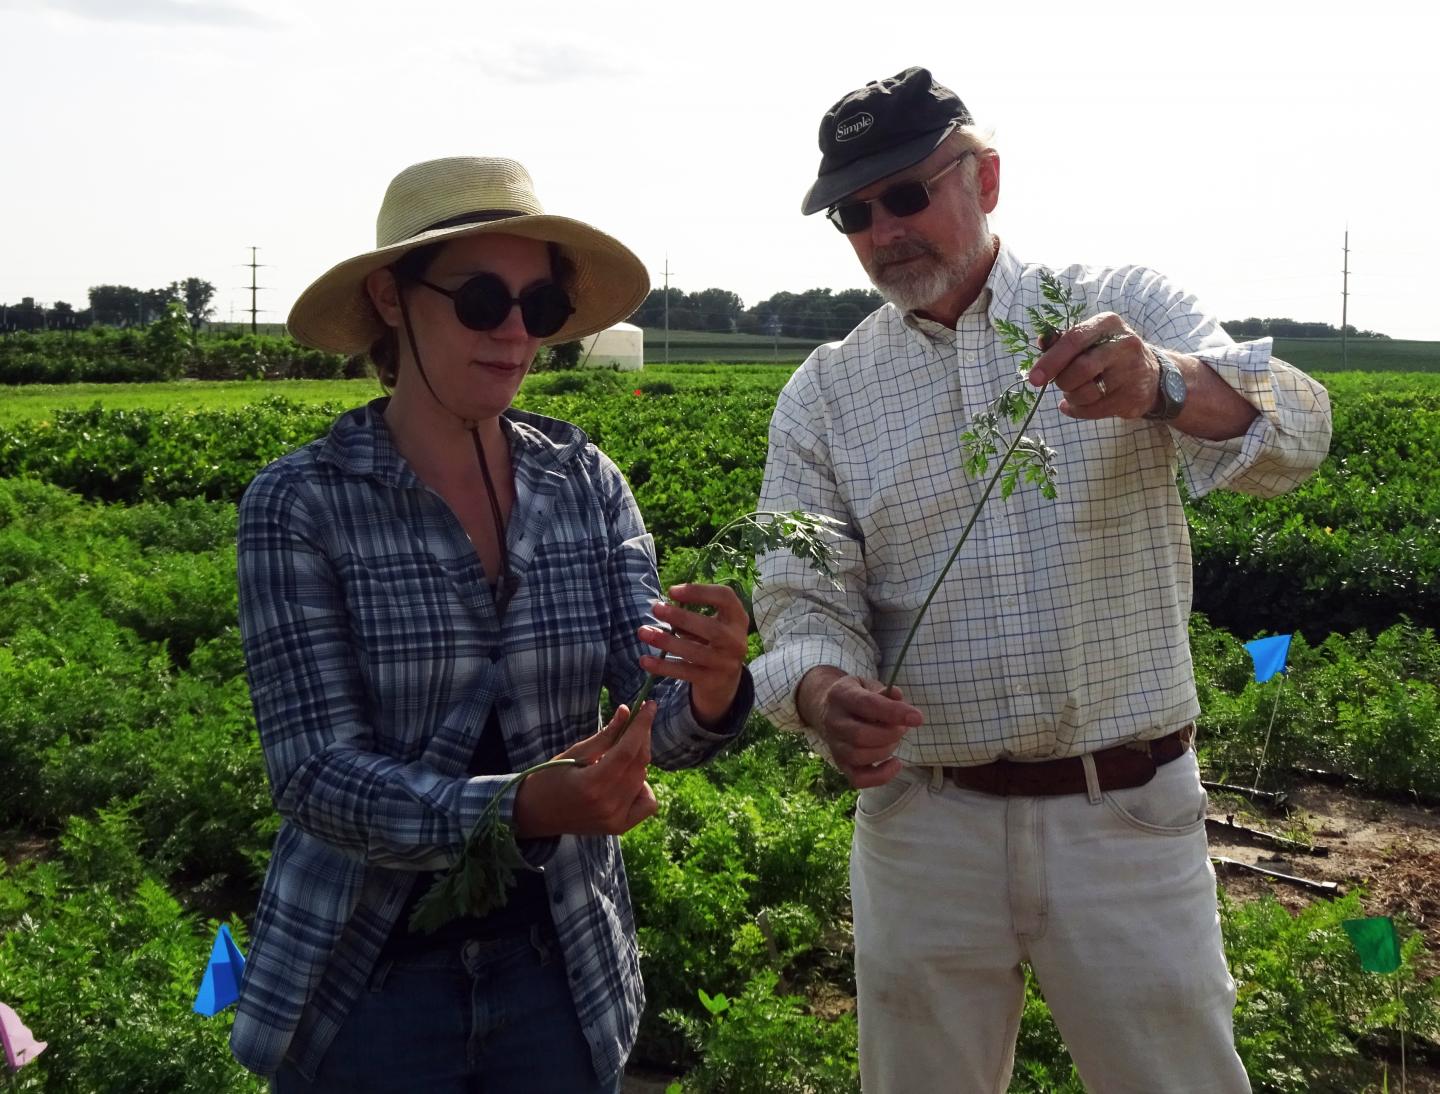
944 726 1194 797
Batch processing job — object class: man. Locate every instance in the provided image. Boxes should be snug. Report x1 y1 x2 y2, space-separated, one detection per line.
750 66 1331 1093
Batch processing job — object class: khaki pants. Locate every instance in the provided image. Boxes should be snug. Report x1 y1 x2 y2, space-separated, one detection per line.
851 751 1251 1094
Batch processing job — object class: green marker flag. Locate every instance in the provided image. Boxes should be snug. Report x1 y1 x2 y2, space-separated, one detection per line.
1342 916 1401 974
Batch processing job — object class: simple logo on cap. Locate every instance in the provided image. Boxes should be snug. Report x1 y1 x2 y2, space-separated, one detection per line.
834 112 874 143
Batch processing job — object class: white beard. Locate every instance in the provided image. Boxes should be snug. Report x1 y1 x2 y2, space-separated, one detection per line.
867 233 991 314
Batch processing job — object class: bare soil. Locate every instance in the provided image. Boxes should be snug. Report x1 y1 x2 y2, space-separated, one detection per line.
1207 781 1440 971
1208 779 1440 1092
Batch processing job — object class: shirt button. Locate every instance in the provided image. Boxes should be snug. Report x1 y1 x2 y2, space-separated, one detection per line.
1005 596 1018 608
488 648 502 663
552 891 564 905
964 351 977 363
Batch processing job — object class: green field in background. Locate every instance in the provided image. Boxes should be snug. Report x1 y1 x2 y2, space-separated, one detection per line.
638 330 1440 370
3 341 1435 426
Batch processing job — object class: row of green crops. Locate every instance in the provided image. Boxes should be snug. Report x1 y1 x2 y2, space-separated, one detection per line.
1189 374 1440 636
3 370 1438 633
2 368 1438 1091
0 329 356 385
3 329 1436 387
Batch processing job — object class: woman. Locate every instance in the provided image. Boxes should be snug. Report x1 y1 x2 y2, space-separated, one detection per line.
231 157 753 1092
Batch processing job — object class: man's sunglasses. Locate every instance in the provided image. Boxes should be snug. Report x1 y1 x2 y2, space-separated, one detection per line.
826 151 975 235
417 273 574 338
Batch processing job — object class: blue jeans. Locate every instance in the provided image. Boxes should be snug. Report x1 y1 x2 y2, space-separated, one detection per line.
272 926 620 1093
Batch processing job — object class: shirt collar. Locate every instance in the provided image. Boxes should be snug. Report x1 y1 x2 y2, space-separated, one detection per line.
897 236 1026 347
983 239 1028 332
314 397 590 486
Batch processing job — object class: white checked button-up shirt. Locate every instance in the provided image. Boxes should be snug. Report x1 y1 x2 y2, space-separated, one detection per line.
751 242 1332 766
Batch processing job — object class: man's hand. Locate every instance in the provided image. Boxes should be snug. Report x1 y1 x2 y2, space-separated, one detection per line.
797 666 923 787
1026 312 1259 439
512 702 658 838
1026 313 1159 420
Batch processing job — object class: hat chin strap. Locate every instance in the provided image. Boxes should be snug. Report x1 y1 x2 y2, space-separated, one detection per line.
395 286 510 583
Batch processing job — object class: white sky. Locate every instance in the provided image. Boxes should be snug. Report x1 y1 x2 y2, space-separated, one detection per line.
3 0 1438 339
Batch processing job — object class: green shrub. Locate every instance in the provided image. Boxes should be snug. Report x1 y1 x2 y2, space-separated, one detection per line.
1192 616 1440 798
1225 891 1438 1093
625 716 854 1063
663 971 858 1094
0 809 264 1093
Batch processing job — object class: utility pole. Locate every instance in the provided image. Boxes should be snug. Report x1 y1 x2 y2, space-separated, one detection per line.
662 255 673 365
247 246 264 334
1340 230 1350 370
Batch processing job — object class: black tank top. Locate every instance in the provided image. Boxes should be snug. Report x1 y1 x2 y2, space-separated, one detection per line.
381 709 552 956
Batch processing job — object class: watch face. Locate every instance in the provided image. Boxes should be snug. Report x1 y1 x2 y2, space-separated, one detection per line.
1162 367 1187 404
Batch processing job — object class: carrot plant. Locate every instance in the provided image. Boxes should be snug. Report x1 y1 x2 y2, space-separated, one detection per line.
884 270 1083 692
410 509 843 932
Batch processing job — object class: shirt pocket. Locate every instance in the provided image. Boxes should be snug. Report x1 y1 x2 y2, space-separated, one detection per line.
335 555 479 723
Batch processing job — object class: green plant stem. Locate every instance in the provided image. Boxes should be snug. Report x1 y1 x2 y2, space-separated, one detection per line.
884 382 1051 694
470 757 588 834
614 509 804 738
1395 972 1407 1094
614 554 705 739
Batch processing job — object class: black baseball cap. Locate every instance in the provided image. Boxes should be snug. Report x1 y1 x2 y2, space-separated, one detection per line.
801 66 974 216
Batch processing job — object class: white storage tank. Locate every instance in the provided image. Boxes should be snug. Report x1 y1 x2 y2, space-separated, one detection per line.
580 321 643 371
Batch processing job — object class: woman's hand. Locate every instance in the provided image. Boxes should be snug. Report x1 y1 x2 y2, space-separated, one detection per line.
637 583 749 728
511 701 657 838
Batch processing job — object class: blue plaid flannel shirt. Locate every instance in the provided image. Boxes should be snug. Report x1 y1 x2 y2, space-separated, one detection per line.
231 399 751 1080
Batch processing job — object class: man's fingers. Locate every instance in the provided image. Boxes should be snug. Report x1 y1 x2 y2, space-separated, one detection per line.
832 678 923 727
843 757 904 789
1027 313 1132 387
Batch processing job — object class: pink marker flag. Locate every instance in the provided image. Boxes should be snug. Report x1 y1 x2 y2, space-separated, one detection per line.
1 1001 48 1072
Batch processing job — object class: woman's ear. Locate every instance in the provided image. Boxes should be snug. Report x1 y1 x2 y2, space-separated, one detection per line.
365 266 401 329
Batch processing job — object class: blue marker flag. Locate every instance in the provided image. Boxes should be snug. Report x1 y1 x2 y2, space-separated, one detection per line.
194 923 246 1016
1243 634 1292 684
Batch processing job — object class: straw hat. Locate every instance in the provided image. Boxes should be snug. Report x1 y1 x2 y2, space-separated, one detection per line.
288 157 650 353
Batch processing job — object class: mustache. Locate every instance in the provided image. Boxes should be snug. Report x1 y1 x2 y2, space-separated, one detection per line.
872 239 942 268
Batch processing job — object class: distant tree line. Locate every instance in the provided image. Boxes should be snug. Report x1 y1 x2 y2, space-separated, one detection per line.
0 278 216 333
1220 317 1389 340
629 288 1394 343
3 278 1393 345
630 286 887 341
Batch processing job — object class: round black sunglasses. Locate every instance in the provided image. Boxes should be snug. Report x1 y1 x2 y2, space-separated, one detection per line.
826 150 975 235
417 273 575 338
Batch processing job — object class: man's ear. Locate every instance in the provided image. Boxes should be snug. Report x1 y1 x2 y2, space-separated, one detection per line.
365 266 401 329
976 150 1001 215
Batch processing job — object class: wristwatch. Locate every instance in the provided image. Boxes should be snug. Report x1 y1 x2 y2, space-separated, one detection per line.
1144 348 1187 421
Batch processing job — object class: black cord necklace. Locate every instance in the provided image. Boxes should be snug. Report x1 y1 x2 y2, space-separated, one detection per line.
396 288 510 584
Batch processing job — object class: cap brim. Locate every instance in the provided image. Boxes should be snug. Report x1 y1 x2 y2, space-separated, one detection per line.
288 215 650 354
800 123 958 216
